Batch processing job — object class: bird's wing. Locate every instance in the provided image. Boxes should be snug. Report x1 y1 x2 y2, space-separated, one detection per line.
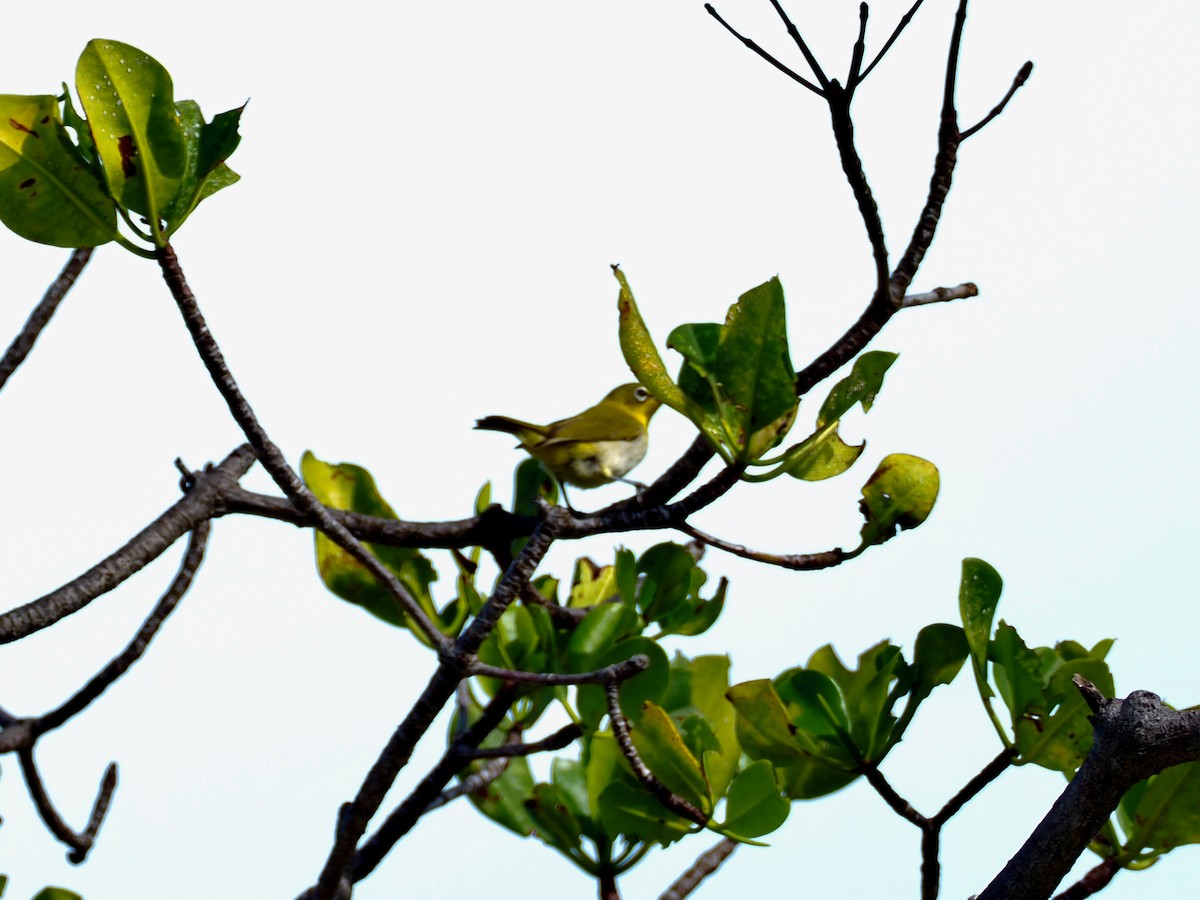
539 406 642 446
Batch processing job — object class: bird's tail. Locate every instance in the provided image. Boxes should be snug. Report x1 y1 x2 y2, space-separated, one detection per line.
474 415 544 444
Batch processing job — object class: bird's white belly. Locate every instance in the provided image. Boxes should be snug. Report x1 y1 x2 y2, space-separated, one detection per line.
564 432 649 486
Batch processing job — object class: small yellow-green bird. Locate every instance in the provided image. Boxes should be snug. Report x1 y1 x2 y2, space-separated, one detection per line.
475 384 662 491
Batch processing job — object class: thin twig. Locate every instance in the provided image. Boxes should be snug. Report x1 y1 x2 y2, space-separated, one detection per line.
859 0 927 82
704 4 822 95
861 765 926 827
846 3 869 91
458 723 583 760
0 248 93 393
961 61 1034 140
469 655 648 687
37 522 211 733
678 522 847 570
156 245 448 651
18 747 117 863
768 0 830 89
902 282 979 308
659 837 739 900
606 682 709 826
932 748 1014 824
423 756 509 813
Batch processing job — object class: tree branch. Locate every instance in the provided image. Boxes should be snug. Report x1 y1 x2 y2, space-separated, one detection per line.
659 837 739 900
677 522 848 570
606 681 709 827
0 446 253 644
978 683 1200 899
961 61 1034 140
0 248 93 394
902 282 979 308
156 245 449 651
18 747 117 864
36 521 211 733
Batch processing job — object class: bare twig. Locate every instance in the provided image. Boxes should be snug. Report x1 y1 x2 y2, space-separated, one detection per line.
902 282 979 308
767 0 830 90
961 61 1034 140
469 655 648 687
931 748 1014 824
458 723 583 760
606 681 710 826
18 748 117 863
0 446 253 644
659 837 739 900
859 0 927 82
0 248 93 393
703 4 822 95
37 522 211 733
423 757 509 813
678 522 847 570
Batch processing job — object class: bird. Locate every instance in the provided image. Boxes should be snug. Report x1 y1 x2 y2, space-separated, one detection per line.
475 384 662 501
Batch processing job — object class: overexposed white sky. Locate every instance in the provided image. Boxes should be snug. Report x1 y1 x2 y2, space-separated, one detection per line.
1 1 1198 898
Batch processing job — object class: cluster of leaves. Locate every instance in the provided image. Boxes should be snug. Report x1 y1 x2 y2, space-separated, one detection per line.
0 40 241 254
616 268 938 555
959 559 1200 868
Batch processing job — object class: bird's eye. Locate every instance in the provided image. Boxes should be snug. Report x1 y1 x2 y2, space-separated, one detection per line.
634 386 650 402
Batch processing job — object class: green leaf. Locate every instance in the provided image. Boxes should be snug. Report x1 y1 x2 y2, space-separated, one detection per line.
858 453 940 546
654 573 726 638
76 40 187 242
0 94 116 247
32 891 83 900
1121 760 1200 856
689 655 740 797
909 623 969 702
717 760 790 840
632 702 711 812
525 782 584 852
301 452 443 639
807 641 906 762
726 680 804 765
59 84 97 166
635 543 695 622
991 621 1048 730
1017 657 1113 772
614 266 692 414
468 753 538 838
816 351 898 426
774 667 850 739
568 558 619 609
160 99 242 234
598 779 693 846
566 602 640 672
959 558 1003 692
776 420 865 482
713 277 797 461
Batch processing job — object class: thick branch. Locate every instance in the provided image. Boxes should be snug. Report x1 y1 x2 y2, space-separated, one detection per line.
0 248 93 393
346 684 521 882
0 446 253 644
978 686 1200 899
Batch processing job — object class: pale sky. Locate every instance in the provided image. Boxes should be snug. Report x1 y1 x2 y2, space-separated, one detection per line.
1 1 1198 898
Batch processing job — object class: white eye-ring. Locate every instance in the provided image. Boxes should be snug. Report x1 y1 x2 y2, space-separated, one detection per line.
634 386 650 402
